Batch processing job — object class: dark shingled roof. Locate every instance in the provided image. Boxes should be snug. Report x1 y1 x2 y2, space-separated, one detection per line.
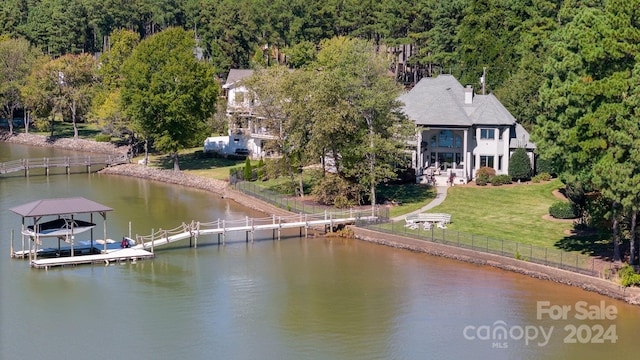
9 197 113 217
398 74 517 127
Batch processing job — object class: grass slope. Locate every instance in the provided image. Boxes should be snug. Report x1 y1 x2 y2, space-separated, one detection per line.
431 180 576 248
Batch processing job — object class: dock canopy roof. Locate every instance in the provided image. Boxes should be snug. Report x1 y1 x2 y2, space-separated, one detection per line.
9 197 113 217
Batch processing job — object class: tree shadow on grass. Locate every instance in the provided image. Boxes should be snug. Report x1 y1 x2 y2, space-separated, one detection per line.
554 227 613 260
376 183 435 205
155 150 245 171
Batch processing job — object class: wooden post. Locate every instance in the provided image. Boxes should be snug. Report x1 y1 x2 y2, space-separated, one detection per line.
45 158 49 176
194 221 199 249
10 229 14 257
21 227 25 258
329 213 333 233
304 214 308 238
222 220 226 244
151 228 155 253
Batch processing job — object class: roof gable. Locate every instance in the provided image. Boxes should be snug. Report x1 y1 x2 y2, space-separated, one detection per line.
223 69 254 89
10 197 113 217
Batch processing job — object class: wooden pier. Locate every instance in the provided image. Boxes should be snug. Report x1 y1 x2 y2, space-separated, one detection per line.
132 210 377 251
0 154 129 177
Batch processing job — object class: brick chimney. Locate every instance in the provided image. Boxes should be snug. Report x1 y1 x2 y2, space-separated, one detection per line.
464 85 474 104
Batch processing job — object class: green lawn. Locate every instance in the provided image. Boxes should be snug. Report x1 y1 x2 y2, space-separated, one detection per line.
30 121 103 139
135 148 249 180
428 179 589 249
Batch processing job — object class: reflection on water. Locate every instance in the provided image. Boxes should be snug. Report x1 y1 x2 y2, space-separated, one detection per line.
1 142 639 360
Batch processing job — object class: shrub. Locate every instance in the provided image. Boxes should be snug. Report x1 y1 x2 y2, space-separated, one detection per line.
256 158 265 180
476 175 489 186
476 166 496 179
243 157 253 181
619 265 640 287
95 134 111 142
490 174 512 186
532 172 552 183
509 148 532 181
549 201 578 219
475 166 495 186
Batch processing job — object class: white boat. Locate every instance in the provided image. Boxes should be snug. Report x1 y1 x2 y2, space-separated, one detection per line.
23 218 96 238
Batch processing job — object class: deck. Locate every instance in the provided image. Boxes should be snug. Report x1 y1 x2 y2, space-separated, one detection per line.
29 248 154 269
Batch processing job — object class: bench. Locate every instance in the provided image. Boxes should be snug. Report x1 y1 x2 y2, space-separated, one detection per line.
405 213 452 227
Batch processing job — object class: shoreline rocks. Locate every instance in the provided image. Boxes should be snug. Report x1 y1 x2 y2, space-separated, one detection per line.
0 130 128 155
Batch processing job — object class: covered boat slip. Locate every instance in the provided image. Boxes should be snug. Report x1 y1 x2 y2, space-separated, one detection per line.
8 197 150 268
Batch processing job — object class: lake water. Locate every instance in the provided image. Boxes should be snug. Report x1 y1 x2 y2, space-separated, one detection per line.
1 142 639 359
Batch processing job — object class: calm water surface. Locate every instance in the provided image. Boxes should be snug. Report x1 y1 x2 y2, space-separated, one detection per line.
1 142 639 360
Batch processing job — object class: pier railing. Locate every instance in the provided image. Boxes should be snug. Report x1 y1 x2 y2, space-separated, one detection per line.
357 221 607 278
0 154 129 176
133 211 377 249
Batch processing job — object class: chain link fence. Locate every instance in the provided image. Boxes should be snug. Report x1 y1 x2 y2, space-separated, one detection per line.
358 221 604 277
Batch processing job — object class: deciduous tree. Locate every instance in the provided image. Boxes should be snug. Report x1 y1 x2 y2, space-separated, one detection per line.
121 27 219 171
0 37 40 134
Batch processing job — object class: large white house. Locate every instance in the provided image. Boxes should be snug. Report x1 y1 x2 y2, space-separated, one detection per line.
399 74 535 184
204 69 275 158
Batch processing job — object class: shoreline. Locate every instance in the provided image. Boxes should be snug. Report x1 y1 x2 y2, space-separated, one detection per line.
3 131 639 305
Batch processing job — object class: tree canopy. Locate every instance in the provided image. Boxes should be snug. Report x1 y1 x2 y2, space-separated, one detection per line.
121 27 219 170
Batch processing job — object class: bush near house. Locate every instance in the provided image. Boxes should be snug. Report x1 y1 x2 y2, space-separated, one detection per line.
509 148 532 181
475 166 496 186
549 200 578 219
490 174 512 186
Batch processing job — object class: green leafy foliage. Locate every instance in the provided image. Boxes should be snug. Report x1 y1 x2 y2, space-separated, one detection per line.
490 174 512 186
509 148 532 181
549 201 578 219
121 27 219 171
618 265 640 287
532 173 552 183
243 157 253 181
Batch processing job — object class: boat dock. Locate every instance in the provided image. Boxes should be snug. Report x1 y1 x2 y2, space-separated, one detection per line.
10 209 378 269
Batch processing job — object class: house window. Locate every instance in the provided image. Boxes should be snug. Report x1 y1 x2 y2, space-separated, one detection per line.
430 135 437 147
455 135 462 148
480 129 495 140
438 130 453 147
498 155 503 170
480 155 494 168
